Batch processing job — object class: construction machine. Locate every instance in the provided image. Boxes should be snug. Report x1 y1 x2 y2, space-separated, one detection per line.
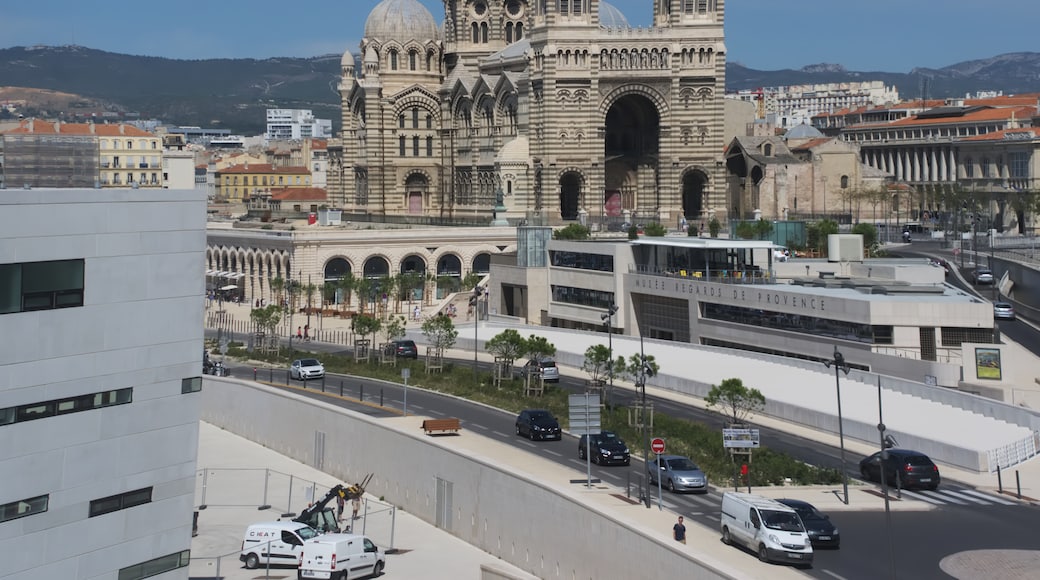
292 474 373 533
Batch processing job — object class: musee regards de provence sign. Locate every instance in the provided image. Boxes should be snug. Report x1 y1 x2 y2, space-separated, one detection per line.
723 428 761 449
633 275 828 313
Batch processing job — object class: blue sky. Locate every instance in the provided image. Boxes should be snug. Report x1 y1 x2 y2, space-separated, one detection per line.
0 0 1036 72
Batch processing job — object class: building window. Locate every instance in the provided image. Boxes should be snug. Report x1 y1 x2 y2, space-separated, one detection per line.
399 136 406 156
0 259 85 314
412 136 420 157
409 50 417 70
425 114 432 129
412 108 419 129
426 136 434 157
389 50 398 70
89 487 153 518
1 388 133 427
181 377 202 394
117 550 190 580
550 285 615 309
0 495 49 523
399 114 405 128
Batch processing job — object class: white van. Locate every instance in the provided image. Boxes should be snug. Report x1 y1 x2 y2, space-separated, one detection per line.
240 521 318 570
299 533 385 580
720 492 813 566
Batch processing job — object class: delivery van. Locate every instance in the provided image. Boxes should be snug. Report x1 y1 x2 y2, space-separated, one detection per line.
720 492 813 566
240 521 318 570
298 533 385 580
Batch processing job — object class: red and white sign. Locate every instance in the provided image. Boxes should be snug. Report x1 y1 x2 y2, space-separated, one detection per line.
650 438 666 454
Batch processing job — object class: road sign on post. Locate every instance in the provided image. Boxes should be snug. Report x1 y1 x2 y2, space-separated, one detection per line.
569 393 601 488
651 437 665 454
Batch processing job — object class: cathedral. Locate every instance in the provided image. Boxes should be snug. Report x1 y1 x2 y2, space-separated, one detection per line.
328 0 727 225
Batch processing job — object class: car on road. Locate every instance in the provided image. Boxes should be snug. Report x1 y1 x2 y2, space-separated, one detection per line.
290 358 325 380
523 357 560 382
858 449 940 490
993 302 1016 320
387 339 419 359
577 431 630 465
971 268 994 285
515 409 561 440
776 499 840 549
648 454 708 493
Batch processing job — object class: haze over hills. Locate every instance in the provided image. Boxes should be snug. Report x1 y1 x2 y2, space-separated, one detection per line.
2 45 1038 135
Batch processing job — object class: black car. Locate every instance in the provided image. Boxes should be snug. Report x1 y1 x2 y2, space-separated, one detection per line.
776 499 840 549
515 409 561 441
388 339 418 359
577 431 630 465
859 449 941 490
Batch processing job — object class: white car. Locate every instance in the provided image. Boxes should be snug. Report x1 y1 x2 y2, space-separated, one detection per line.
290 358 325 380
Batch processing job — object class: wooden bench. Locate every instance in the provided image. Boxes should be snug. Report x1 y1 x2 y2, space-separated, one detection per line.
421 418 461 436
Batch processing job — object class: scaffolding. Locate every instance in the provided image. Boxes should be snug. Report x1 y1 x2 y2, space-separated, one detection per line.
1 134 99 188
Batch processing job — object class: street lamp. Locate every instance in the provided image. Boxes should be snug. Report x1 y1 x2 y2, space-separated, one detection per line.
823 346 851 505
470 285 483 375
635 333 655 509
601 304 618 405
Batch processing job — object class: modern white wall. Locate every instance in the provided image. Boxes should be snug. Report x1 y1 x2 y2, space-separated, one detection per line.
0 188 206 580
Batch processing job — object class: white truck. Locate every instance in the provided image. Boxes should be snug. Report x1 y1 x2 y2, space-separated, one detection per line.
240 521 318 569
720 491 813 567
298 533 385 580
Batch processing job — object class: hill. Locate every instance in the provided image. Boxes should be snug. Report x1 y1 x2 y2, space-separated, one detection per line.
2 45 1039 134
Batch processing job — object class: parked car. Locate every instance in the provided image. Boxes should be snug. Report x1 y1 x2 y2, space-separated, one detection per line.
993 302 1016 320
290 358 325 380
776 499 840 549
971 268 994 285
515 409 561 440
523 357 560 382
577 431 630 465
387 339 418 359
648 454 708 493
858 449 940 490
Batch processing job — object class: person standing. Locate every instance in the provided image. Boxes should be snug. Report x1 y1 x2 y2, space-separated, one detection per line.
336 493 345 522
673 515 686 544
352 495 361 520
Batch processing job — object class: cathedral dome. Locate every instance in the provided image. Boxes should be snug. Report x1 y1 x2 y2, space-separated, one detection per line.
599 1 630 28
496 136 530 164
341 50 355 68
364 0 440 43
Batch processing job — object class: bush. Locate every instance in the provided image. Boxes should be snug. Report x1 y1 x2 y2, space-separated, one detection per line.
643 222 667 237
553 223 590 240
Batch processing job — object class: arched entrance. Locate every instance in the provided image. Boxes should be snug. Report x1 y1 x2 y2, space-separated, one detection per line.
363 256 389 278
604 93 661 215
400 254 427 303
405 173 427 215
323 258 353 305
436 254 463 299
559 172 582 220
472 253 491 275
682 170 708 221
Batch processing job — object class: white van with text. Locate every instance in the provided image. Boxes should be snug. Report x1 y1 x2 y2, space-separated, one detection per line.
240 521 318 569
298 533 385 579
720 492 813 566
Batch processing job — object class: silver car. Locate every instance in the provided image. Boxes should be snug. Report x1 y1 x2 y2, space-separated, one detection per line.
290 358 325 380
524 358 560 382
993 302 1015 320
648 454 708 493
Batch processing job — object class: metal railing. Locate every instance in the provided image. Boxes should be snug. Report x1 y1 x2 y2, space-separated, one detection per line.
628 263 775 285
987 433 1040 474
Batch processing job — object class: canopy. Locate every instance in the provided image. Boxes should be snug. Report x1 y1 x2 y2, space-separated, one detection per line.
219 285 239 291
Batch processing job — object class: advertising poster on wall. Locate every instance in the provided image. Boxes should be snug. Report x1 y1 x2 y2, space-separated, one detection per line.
975 347 1002 380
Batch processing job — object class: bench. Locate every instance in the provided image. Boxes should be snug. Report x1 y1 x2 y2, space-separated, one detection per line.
421 418 462 436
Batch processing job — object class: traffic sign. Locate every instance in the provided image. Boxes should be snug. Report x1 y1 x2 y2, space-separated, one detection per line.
650 437 665 454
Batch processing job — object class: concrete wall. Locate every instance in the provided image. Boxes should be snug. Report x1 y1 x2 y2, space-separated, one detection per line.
201 379 735 580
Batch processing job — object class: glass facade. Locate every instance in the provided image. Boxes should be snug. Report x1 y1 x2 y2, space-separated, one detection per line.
702 302 892 344
549 250 614 272
551 285 615 309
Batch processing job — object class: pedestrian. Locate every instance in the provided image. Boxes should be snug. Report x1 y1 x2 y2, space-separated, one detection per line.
296 326 303 340
304 324 310 341
352 495 361 520
336 493 345 522
413 305 421 321
673 515 686 544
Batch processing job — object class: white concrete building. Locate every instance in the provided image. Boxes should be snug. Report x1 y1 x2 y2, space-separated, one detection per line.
266 109 333 141
0 188 206 579
730 81 899 130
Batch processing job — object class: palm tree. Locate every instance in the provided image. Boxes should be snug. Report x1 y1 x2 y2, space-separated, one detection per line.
322 281 338 308
354 277 373 316
270 276 285 307
380 274 401 315
303 282 318 324
336 273 356 314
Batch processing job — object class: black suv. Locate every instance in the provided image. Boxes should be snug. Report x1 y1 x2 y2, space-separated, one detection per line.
515 409 561 441
858 449 940 490
387 339 418 359
578 431 630 465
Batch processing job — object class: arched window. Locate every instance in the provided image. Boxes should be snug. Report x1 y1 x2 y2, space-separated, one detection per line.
472 22 479 43
409 50 417 70
412 107 419 128
426 136 434 157
426 51 434 70
390 49 398 70
516 22 524 40
412 136 420 157
399 114 405 128
506 22 514 43
840 175 849 189
481 22 489 43
763 143 773 156
425 114 432 129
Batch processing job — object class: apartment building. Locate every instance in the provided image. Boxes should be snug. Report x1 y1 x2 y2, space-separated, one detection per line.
214 163 312 202
265 109 332 141
0 187 206 579
730 81 899 129
2 120 163 188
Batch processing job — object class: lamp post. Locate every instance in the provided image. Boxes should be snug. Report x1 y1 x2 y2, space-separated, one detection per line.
824 346 851 505
636 333 655 509
601 304 618 405
470 285 483 376
876 374 898 580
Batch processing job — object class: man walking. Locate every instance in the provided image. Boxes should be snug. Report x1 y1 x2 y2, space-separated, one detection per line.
673 515 686 544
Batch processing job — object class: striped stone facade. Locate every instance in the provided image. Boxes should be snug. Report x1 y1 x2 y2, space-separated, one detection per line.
328 0 728 225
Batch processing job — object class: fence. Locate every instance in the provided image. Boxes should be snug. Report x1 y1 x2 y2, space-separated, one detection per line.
205 311 356 348
190 467 398 579
986 433 1040 473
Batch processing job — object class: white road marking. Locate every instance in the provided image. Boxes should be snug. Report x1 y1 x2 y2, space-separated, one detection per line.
898 490 947 505
544 449 562 457
957 489 1016 505
926 489 974 505
821 569 850 580
686 494 718 508
472 424 489 430
491 431 509 438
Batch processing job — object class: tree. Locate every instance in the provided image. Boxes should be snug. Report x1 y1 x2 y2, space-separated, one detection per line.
351 313 382 347
486 329 528 380
399 271 423 306
851 223 879 255
708 216 721 238
461 271 483 292
553 223 590 240
806 219 839 256
269 276 285 306
627 224 639 240
643 222 668 237
421 313 458 353
753 218 774 240
354 277 373 315
524 334 557 362
618 352 659 383
735 221 756 239
381 315 406 344
249 304 282 337
303 282 318 314
582 344 615 384
705 377 766 425
336 273 356 312
322 281 338 307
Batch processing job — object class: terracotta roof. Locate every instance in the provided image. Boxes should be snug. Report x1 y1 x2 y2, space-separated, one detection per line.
216 164 311 175
850 106 1036 129
3 119 154 136
965 93 1040 107
788 137 833 151
311 138 327 149
960 127 1040 142
271 187 327 201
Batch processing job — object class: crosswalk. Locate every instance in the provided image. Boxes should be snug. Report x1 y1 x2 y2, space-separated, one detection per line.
895 486 1017 506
